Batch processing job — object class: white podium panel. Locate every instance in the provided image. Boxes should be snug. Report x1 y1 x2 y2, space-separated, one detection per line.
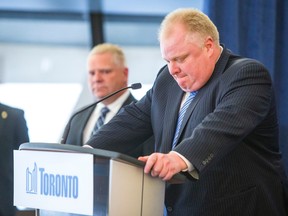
14 150 94 215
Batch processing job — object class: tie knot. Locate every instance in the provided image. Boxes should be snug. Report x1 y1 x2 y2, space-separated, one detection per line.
100 106 110 115
183 91 197 106
91 106 110 137
189 91 197 99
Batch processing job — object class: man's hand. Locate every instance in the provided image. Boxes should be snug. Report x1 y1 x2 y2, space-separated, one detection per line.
138 152 188 181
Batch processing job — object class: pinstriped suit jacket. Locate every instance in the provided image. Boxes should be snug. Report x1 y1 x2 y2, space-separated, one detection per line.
87 47 288 216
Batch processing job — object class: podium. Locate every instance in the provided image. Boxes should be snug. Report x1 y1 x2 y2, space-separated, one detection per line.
13 142 173 216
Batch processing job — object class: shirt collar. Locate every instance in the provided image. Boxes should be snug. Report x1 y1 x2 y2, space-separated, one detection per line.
97 90 130 114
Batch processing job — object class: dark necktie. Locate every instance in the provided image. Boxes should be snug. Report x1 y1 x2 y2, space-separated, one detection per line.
172 91 197 149
91 106 110 136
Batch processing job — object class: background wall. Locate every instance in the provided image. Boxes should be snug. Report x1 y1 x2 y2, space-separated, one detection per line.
0 0 204 143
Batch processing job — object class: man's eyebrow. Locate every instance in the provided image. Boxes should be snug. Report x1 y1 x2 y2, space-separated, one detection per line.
172 53 189 62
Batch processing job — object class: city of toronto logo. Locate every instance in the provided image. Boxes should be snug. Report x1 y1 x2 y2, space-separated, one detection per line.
26 162 37 194
25 162 79 198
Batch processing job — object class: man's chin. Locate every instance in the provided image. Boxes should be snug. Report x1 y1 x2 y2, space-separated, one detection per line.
93 90 106 98
94 92 110 100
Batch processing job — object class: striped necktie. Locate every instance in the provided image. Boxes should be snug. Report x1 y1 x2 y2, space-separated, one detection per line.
91 106 110 136
172 91 197 149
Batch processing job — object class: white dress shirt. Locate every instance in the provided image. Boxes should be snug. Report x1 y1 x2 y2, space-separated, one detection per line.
83 90 130 144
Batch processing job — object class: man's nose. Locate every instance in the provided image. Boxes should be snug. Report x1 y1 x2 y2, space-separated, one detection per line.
169 62 180 76
92 71 102 81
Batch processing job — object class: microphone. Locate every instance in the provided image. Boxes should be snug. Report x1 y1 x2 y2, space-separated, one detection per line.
60 83 142 144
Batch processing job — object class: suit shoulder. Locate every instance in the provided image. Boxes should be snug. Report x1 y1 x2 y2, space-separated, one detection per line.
227 56 268 71
0 103 24 115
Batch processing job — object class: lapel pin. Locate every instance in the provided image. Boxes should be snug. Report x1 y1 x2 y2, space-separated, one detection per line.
1 111 8 119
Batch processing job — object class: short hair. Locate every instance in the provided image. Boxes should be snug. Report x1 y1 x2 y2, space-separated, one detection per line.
158 8 219 44
88 43 127 67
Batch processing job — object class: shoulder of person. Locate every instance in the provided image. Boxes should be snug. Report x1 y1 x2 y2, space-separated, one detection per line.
0 103 24 114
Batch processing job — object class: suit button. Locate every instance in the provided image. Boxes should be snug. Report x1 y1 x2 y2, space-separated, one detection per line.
167 206 173 212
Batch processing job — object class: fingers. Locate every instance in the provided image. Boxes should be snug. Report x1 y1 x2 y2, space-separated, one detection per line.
150 157 163 177
139 152 184 181
143 153 158 174
138 155 149 162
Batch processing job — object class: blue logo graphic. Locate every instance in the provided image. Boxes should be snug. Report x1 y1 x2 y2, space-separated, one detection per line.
26 162 37 194
25 162 79 199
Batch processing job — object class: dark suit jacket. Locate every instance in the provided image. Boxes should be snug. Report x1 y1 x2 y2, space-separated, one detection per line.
64 92 154 157
0 103 29 216
87 47 288 215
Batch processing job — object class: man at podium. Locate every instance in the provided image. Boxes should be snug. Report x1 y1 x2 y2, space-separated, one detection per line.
85 8 288 216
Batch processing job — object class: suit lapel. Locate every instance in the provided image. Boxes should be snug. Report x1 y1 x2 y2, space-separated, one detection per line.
79 106 95 145
174 91 202 148
161 83 184 153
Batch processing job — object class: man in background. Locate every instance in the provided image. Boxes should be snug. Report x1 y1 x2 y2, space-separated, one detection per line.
0 103 29 216
62 43 153 157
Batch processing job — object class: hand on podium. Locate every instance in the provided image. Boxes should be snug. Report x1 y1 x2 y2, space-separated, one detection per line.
138 152 187 181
